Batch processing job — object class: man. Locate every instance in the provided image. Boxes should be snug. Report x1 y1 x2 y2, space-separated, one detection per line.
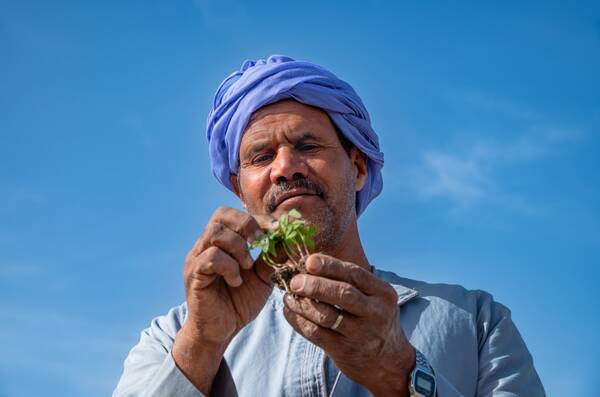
114 55 546 397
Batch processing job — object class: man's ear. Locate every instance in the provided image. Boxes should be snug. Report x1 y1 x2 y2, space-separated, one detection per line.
351 147 369 192
230 174 248 209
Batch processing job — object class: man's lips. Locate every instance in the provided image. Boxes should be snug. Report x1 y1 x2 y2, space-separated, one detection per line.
274 190 319 208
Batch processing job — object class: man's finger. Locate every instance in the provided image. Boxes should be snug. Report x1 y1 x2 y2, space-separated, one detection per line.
251 213 279 233
282 305 337 346
187 246 243 288
290 274 371 317
304 254 394 298
199 222 254 270
284 295 357 335
211 207 277 242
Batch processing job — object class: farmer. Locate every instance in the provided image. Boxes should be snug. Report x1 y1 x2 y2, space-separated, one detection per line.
113 55 545 397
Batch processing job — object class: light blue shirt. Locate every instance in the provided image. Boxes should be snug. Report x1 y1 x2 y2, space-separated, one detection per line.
113 268 546 396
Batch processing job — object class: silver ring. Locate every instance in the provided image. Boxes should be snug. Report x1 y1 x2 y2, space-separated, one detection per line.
331 311 344 330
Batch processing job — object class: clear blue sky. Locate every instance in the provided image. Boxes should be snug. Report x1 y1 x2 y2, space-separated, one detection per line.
1 1 599 396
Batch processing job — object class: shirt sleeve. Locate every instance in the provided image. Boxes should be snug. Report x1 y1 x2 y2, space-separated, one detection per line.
112 304 205 397
475 292 546 396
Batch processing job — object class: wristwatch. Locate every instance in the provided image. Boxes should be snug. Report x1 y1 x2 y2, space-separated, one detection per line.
408 350 437 397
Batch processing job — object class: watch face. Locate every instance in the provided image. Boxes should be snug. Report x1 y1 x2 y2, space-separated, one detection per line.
414 369 436 397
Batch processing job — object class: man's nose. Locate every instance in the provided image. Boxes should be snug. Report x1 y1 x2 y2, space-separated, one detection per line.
269 147 308 184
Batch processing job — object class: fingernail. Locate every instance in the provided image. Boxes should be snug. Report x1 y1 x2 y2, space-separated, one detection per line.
307 255 321 272
254 229 264 240
290 275 304 292
234 275 243 286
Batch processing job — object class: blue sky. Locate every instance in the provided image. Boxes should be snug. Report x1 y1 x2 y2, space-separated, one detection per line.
1 1 599 396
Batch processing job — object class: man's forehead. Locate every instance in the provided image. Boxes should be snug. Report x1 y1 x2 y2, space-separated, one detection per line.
248 99 329 126
241 100 335 147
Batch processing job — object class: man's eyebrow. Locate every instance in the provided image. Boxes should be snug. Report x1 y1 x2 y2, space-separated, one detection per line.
242 141 270 159
295 132 320 142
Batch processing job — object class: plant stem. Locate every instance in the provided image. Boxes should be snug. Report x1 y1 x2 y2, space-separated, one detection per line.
298 235 310 258
282 242 298 266
263 254 278 268
294 242 308 260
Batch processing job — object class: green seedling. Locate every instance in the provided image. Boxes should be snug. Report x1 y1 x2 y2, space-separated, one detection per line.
250 209 316 292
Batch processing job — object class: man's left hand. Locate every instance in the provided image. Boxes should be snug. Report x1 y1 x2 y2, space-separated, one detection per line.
283 253 416 397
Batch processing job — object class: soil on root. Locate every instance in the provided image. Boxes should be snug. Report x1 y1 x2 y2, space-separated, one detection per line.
271 257 307 294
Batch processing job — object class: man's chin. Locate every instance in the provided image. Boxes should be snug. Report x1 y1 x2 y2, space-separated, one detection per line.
277 201 340 249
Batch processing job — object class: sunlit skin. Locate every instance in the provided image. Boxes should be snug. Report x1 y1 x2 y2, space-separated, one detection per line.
231 99 370 267
172 100 416 397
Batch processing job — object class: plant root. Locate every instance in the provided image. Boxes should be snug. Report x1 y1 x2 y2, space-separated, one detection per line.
271 257 307 295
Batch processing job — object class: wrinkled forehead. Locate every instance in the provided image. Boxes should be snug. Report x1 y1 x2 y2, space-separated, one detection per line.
243 99 335 140
250 98 329 123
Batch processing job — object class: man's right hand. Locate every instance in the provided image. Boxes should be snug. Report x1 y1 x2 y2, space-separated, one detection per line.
172 207 276 394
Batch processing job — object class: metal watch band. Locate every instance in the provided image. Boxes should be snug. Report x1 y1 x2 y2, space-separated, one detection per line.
416 350 434 374
415 350 433 372
410 350 437 397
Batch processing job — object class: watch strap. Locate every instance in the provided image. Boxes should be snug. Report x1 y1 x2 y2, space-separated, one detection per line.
409 349 437 397
415 350 432 372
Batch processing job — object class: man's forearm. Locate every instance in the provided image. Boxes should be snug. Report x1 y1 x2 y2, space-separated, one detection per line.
171 325 228 395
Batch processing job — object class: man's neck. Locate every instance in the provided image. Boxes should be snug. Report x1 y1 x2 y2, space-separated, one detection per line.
325 221 371 272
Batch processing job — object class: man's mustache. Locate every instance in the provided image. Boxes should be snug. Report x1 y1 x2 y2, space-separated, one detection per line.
266 178 325 213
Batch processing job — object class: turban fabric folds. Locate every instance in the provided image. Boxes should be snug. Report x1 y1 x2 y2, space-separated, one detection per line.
206 55 384 216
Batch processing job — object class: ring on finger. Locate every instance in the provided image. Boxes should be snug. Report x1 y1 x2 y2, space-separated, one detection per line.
330 311 344 331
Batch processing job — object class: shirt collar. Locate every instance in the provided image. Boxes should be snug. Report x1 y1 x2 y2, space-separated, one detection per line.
391 283 419 306
372 267 419 306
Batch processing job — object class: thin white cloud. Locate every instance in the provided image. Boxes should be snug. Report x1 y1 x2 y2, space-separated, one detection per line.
450 89 540 121
390 87 590 213
0 263 44 280
470 124 583 163
0 259 72 293
192 0 245 29
412 150 489 203
399 123 582 211
0 186 48 215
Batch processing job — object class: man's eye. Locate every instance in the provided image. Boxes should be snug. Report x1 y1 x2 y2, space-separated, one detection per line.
298 143 319 151
252 153 273 164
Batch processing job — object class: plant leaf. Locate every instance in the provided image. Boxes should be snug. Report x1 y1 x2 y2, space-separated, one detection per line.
288 209 301 218
246 210 317 269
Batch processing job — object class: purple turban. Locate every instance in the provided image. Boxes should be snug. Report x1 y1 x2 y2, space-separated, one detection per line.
206 55 384 216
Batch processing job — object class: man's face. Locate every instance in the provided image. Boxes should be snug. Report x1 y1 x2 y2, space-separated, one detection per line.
232 99 368 251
